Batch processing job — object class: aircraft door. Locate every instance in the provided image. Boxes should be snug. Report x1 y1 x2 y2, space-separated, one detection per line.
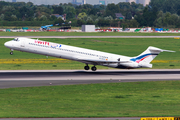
21 40 25 47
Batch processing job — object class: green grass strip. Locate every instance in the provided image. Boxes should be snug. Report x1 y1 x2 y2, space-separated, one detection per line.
0 81 180 117
0 31 180 36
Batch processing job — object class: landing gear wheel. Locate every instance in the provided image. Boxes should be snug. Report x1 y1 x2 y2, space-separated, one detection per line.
84 66 90 70
91 66 97 71
10 51 13 55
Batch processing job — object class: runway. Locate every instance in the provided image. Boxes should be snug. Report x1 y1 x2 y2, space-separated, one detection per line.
0 36 180 38
0 69 180 89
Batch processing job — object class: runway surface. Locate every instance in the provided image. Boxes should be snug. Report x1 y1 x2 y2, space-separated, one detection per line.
0 36 180 38
0 69 178 120
0 69 180 89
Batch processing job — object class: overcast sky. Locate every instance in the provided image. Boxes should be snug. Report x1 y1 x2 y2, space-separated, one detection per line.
4 0 125 5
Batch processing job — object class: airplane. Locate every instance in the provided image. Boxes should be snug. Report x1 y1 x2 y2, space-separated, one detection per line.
41 24 59 31
4 37 175 71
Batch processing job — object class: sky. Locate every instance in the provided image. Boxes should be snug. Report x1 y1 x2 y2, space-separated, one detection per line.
3 0 125 5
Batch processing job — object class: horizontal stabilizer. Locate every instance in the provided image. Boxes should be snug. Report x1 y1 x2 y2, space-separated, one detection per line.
149 46 175 52
161 49 175 52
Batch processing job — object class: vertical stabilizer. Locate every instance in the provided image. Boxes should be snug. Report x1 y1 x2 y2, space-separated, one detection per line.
130 46 175 64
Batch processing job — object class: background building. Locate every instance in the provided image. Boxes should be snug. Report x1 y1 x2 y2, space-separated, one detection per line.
99 0 106 5
82 0 86 4
82 25 95 32
144 0 151 6
71 0 82 5
126 0 151 6
126 0 136 3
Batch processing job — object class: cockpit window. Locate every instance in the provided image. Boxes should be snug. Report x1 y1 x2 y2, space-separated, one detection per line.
13 38 19 41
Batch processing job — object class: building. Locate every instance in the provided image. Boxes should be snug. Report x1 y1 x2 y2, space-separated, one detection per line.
126 0 151 6
82 0 86 4
82 25 95 32
138 0 150 6
139 0 151 6
115 13 125 19
71 0 82 5
144 0 151 6
99 0 106 5
126 0 136 3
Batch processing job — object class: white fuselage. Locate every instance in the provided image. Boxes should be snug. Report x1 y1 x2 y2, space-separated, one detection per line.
4 38 153 69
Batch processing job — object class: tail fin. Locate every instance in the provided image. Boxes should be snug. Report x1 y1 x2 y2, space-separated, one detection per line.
130 46 175 64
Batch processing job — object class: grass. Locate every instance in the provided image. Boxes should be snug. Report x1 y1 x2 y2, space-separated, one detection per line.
0 81 180 117
0 31 180 36
1 38 180 70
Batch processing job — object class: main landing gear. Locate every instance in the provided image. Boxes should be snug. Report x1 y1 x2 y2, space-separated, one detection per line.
91 66 97 71
84 65 90 70
84 64 97 71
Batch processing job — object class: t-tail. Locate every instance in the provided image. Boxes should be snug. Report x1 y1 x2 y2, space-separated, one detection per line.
130 46 175 68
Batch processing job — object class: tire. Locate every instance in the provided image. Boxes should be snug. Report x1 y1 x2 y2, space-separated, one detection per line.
84 66 89 70
91 66 97 71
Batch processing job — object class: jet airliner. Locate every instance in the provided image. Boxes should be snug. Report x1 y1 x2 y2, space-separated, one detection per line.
4 37 175 71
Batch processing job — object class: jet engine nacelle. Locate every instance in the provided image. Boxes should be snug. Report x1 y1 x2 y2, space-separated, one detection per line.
138 62 152 68
121 62 139 68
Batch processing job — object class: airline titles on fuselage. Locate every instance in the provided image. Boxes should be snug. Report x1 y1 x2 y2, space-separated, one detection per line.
30 40 108 60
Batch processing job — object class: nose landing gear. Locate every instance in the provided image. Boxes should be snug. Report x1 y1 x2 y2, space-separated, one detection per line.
10 49 13 55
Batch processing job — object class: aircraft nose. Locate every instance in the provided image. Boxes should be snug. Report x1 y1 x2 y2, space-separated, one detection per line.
4 41 12 48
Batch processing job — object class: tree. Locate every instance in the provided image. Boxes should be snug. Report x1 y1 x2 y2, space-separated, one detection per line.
26 2 34 8
88 8 99 15
154 11 180 28
11 15 18 21
150 0 180 14
50 15 57 21
4 11 12 21
135 6 158 27
40 15 47 21
97 19 110 26
54 18 64 25
86 20 94 25
104 16 113 20
77 12 87 20
64 6 76 20
0 14 4 21
77 19 85 26
53 6 63 15
126 11 132 20
105 3 120 19
177 9 180 16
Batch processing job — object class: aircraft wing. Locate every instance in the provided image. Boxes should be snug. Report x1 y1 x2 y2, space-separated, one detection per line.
75 57 130 65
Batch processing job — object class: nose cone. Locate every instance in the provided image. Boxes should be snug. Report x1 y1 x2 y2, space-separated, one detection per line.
4 41 12 48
